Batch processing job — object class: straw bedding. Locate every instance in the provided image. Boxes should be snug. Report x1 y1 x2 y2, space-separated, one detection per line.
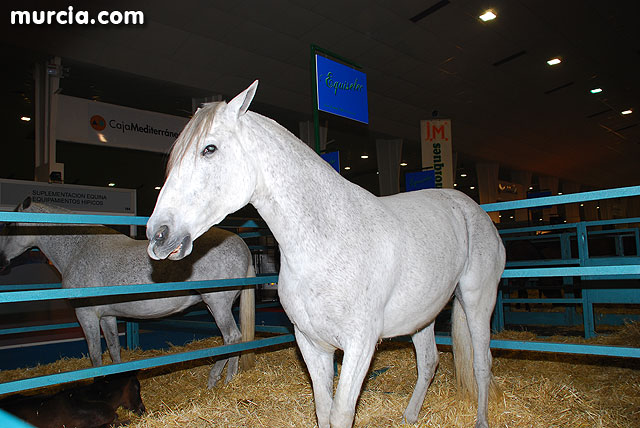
1 323 638 427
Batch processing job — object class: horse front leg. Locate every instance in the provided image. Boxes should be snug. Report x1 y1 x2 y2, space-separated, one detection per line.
75 307 103 366
99 316 122 363
331 336 377 428
295 327 335 428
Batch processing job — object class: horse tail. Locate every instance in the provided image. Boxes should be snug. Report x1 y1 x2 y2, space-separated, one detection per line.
451 296 477 400
451 296 499 400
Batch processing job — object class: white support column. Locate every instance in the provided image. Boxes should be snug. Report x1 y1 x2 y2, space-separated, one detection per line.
512 170 532 222
376 139 403 196
476 162 500 223
298 121 328 152
34 57 64 183
562 181 582 223
538 175 559 221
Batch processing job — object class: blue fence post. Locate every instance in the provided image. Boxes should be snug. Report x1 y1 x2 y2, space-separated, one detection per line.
126 321 140 350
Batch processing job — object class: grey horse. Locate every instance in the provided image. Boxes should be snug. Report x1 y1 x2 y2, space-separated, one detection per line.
0 198 254 387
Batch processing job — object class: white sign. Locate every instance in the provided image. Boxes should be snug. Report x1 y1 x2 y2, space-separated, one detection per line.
0 178 136 214
57 95 189 153
420 119 454 189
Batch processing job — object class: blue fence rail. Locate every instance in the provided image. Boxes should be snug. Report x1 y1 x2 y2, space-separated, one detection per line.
482 185 640 338
1 185 639 427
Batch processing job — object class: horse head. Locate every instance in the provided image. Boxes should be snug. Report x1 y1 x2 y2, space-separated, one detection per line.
147 80 260 261
0 197 37 271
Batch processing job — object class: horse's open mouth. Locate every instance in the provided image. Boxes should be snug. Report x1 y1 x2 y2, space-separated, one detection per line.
169 243 182 258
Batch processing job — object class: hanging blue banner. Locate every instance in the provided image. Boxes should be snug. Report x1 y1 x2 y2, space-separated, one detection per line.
405 170 436 192
315 55 368 124
320 151 340 173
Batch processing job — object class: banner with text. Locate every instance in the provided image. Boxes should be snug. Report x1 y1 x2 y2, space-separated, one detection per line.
315 55 368 124
57 95 189 153
0 178 136 214
420 119 454 189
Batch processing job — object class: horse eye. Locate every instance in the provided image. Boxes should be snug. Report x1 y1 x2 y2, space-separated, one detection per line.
201 144 217 156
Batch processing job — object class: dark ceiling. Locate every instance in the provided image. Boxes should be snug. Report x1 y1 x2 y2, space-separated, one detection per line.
2 0 639 209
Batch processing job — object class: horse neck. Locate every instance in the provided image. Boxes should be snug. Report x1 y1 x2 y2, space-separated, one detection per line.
244 113 369 257
28 225 110 275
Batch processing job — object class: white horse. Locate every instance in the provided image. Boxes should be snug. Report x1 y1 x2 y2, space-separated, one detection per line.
146 81 506 428
0 199 254 387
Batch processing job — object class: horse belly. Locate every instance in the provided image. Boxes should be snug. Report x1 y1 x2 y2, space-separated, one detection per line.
104 295 201 319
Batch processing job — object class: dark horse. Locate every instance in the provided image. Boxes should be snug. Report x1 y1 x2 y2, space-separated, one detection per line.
0 372 145 428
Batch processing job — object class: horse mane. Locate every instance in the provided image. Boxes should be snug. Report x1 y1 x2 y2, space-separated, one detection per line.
167 102 223 174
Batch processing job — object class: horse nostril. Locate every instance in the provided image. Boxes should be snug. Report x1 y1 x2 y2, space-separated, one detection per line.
153 225 169 245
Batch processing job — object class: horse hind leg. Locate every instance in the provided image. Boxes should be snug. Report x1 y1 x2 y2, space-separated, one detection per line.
453 283 499 428
403 322 439 424
100 316 122 364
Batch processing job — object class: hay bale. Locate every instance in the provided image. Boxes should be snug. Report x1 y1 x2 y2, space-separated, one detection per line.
1 325 638 427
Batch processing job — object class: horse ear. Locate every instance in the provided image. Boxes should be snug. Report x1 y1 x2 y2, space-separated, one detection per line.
226 80 259 118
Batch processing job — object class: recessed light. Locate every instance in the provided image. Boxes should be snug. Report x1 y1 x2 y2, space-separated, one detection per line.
460 173 467 177
400 162 408 167
470 186 475 190
479 10 496 21
20 116 31 122
361 154 369 159
344 166 351 170
547 57 561 66
590 88 602 94
621 109 633 115
155 186 161 190
108 183 116 187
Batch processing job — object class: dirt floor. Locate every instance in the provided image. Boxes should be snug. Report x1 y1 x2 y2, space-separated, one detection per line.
1 325 639 428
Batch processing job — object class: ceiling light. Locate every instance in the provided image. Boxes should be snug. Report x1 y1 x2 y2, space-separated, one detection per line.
460 173 467 177
400 162 408 167
20 116 31 122
470 186 475 190
529 186 534 190
361 154 369 159
453 183 457 187
108 182 116 187
344 166 351 170
590 88 602 94
546 57 561 66
621 109 633 115
155 186 161 190
479 10 496 21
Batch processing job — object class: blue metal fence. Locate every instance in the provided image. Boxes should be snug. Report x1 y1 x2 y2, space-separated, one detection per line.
1 185 639 426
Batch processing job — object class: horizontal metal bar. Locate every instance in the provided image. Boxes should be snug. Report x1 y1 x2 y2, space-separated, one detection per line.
0 283 61 291
0 212 149 226
0 409 34 428
0 322 81 336
500 298 583 304
499 218 640 236
0 334 295 395
502 265 640 278
505 259 579 267
255 325 293 334
489 339 640 358
435 335 640 358
0 275 279 304
481 185 640 212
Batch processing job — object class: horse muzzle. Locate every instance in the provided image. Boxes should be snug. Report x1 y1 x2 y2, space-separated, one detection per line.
147 225 192 260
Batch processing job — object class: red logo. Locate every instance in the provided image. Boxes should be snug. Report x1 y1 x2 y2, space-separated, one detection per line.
90 115 106 131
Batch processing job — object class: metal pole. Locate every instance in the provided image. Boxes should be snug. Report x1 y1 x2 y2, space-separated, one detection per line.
310 45 320 154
